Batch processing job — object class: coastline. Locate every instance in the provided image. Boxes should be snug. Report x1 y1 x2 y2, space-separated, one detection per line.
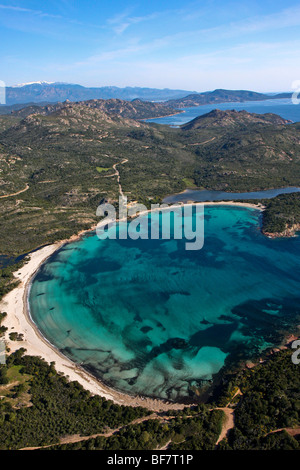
1 240 189 412
3 205 207 411
140 110 184 121
162 186 300 205
263 223 300 239
0 200 282 411
193 200 264 210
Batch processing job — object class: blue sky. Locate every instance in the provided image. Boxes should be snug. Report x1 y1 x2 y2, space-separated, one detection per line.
1 0 300 91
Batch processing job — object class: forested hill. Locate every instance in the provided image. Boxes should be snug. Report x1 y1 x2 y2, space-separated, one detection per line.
0 104 299 256
9 98 180 120
165 89 292 108
262 193 300 236
181 109 291 130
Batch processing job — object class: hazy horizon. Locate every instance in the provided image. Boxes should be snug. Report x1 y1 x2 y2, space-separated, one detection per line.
5 81 292 95
1 0 299 93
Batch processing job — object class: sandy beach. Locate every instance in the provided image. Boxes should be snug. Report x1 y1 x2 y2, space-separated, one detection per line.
0 242 189 411
186 200 265 210
0 201 264 411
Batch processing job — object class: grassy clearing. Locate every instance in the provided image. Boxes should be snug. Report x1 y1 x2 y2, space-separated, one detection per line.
182 177 198 188
96 167 111 173
0 365 32 408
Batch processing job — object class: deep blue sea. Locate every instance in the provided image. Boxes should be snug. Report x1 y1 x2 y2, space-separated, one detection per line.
146 98 300 126
29 206 300 401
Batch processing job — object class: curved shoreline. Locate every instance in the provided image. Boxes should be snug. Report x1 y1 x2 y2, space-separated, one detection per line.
1 242 189 411
1 201 265 410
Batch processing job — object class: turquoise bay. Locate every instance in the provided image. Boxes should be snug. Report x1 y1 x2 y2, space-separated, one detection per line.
29 206 300 401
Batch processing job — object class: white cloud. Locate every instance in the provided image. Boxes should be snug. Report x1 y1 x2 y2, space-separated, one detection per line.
107 9 160 34
0 3 62 19
135 5 300 50
3 2 300 91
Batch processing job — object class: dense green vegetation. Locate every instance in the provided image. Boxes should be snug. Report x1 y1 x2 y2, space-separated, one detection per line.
0 104 299 257
0 347 299 450
0 260 25 300
218 349 300 450
0 347 224 451
0 311 7 336
262 193 300 234
52 409 223 451
0 349 149 450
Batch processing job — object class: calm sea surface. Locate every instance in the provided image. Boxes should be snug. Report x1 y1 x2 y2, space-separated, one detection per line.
146 98 300 126
29 206 300 401
163 187 300 204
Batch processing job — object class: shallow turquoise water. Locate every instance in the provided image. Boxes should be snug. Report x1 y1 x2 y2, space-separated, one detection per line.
29 206 300 401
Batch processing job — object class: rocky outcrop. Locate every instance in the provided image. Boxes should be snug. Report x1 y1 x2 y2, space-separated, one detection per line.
263 223 300 238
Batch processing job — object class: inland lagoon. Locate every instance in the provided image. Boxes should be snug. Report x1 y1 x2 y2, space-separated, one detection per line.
163 187 300 204
29 205 300 401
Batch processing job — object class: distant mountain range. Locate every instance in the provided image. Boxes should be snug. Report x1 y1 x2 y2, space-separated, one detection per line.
0 99 299 256
5 82 196 105
165 89 292 108
3 82 292 107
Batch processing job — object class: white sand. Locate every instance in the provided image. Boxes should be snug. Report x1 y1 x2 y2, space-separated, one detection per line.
0 201 263 410
197 201 264 210
0 242 186 411
1 244 118 400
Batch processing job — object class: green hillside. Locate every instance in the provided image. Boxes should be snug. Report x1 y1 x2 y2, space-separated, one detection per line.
166 89 292 108
0 104 299 256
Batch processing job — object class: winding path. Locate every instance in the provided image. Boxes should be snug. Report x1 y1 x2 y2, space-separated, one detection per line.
215 407 235 445
20 413 159 450
112 159 128 197
20 405 235 451
0 184 29 199
187 137 216 146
